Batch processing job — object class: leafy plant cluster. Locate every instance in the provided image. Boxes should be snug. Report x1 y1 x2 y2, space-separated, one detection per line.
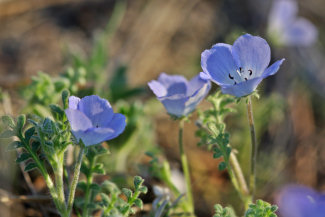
196 91 235 171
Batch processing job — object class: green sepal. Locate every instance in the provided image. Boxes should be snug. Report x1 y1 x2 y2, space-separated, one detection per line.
134 198 143 209
122 188 132 199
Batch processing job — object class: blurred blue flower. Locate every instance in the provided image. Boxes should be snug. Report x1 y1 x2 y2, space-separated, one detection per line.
268 0 318 46
148 73 211 117
277 185 325 217
201 34 284 97
65 95 126 146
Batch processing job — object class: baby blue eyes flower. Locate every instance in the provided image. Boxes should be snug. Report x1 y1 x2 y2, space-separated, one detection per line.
277 185 325 217
148 73 211 118
268 0 318 46
65 95 126 146
201 34 285 98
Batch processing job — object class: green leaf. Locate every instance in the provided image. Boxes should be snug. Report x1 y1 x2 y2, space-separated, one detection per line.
16 153 31 163
62 90 69 109
31 141 40 152
24 162 38 172
90 183 101 192
6 141 23 151
93 163 105 174
49 104 64 118
218 162 227 171
2 116 15 128
24 127 35 142
138 186 148 194
17 115 26 131
122 188 132 199
0 129 15 138
134 198 143 209
77 181 87 192
133 176 144 189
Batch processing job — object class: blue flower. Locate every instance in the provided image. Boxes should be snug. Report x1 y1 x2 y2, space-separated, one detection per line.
148 73 211 117
65 95 126 146
201 34 284 97
277 185 325 217
268 0 318 46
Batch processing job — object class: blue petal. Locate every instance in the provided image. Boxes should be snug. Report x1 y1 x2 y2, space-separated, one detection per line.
105 113 126 138
184 80 211 115
278 185 321 217
65 108 92 132
157 73 187 96
262 59 285 78
268 0 297 32
75 127 115 146
221 77 263 97
232 34 271 77
148 80 167 98
186 74 210 96
68 96 80 110
160 97 187 117
283 18 318 46
201 43 239 85
157 73 187 89
78 95 114 128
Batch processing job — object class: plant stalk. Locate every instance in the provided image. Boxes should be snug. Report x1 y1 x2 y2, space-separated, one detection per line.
178 119 194 214
246 95 257 200
67 146 85 216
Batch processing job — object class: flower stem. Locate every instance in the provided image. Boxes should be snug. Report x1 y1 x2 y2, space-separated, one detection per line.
67 146 85 216
82 156 96 217
179 119 194 214
54 153 67 214
246 95 257 200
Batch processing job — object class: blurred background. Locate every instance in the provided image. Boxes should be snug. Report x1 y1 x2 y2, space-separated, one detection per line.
0 0 325 216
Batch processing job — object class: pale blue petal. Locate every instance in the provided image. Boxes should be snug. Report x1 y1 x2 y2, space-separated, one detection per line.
160 98 187 117
104 113 126 137
201 43 239 85
186 74 210 96
65 108 92 132
68 96 80 110
199 71 211 80
148 80 167 97
268 0 297 32
184 81 211 115
232 34 271 77
221 77 263 97
157 73 187 89
262 59 285 78
76 127 115 146
283 18 318 46
78 95 114 128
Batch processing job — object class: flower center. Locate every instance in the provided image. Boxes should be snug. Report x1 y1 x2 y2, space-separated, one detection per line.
228 67 254 85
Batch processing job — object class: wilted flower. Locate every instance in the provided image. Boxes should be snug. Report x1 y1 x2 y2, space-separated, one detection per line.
277 185 325 217
201 34 284 97
268 0 318 46
148 73 211 118
65 95 126 146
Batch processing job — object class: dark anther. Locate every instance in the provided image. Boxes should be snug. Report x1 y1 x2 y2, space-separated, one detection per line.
248 69 253 76
96 124 99 128
229 73 234 79
234 81 237 85
245 78 248 81
239 67 242 73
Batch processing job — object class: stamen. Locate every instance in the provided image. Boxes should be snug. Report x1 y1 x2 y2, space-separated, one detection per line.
245 78 248 81
234 81 237 85
229 74 234 80
239 67 242 73
248 69 253 76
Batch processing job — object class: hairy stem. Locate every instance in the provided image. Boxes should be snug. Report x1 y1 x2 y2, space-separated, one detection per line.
246 95 257 200
179 119 194 214
67 146 85 216
54 153 67 214
82 156 96 217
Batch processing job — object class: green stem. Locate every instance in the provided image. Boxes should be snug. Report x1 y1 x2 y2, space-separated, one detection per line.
67 146 85 216
82 156 96 217
179 119 194 214
54 153 67 214
246 95 257 201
